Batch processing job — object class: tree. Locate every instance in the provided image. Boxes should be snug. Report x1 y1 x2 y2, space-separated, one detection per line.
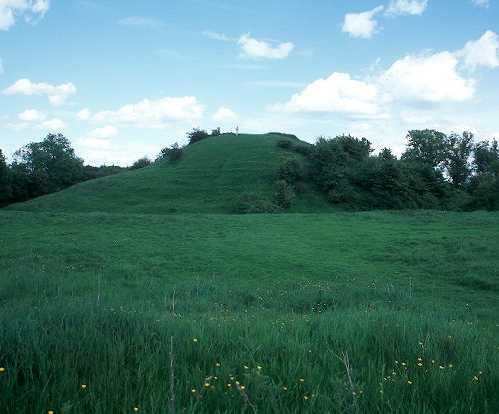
187 128 209 145
474 139 499 175
156 143 183 163
0 149 12 204
130 157 152 170
10 134 84 200
211 127 221 136
445 131 474 188
402 130 448 169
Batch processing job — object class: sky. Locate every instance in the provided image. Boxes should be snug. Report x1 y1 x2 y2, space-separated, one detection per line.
0 0 498 166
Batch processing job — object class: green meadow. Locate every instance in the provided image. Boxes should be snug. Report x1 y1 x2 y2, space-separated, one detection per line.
1 134 499 413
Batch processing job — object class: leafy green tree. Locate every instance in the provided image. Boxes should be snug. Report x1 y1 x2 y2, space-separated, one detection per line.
11 134 84 200
187 128 209 145
211 127 221 136
474 139 499 175
445 132 474 188
402 130 448 169
156 143 183 163
130 157 152 170
274 180 296 209
0 149 12 204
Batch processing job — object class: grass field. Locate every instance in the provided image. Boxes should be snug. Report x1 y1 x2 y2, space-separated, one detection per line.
1 210 499 413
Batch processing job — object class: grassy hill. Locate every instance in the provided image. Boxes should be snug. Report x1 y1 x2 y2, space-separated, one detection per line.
7 133 330 214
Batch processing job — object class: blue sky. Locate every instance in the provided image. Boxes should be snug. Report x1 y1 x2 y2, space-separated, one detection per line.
1 0 498 165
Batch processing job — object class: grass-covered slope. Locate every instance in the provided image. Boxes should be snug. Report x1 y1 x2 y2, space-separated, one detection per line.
7 133 330 214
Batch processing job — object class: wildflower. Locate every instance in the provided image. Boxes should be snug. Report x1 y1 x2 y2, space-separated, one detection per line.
204 383 210 388
257 365 262 370
191 389 196 393
0 368 5 374
48 411 54 414
299 378 305 383
215 362 221 367
304 395 309 400
240 385 246 390
230 376 235 381
448 364 453 368
243 365 249 370
473 376 479 381
133 408 139 412
81 384 87 389
283 386 288 391
439 366 445 370
431 360 435 364
417 358 422 362
401 362 406 366
407 380 413 385
227 383 232 388
417 363 423 367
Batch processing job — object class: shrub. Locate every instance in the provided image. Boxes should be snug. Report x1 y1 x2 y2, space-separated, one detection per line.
278 159 305 183
156 143 183 163
233 192 281 214
274 180 296 209
130 157 152 170
187 128 210 145
211 127 221 136
277 139 293 150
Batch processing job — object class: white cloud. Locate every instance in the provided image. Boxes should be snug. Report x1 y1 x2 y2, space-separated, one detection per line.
379 51 475 103
457 30 499 70
0 0 50 30
472 0 490 8
202 30 233 41
342 6 384 39
118 16 164 29
18 108 45 122
77 108 91 120
89 125 118 139
92 96 204 127
3 78 76 106
213 107 237 122
385 0 428 16
238 34 294 59
276 72 382 117
40 118 67 131
0 58 4 75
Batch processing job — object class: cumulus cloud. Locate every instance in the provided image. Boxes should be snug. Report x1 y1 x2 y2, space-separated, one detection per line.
91 96 204 127
342 6 384 39
77 108 92 120
18 108 45 122
0 0 50 30
379 51 475 103
238 34 294 59
213 107 237 122
385 0 428 16
40 118 67 131
276 72 382 117
3 78 76 106
77 126 118 150
457 30 499 70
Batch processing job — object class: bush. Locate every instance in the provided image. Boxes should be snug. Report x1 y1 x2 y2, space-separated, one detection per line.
233 192 281 214
211 127 221 136
278 159 305 183
274 180 296 209
187 128 210 145
130 157 151 170
156 143 183 163
277 140 293 150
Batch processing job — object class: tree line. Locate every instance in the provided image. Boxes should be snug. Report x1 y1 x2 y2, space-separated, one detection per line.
277 130 499 211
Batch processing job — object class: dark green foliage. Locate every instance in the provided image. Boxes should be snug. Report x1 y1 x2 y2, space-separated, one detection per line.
9 134 85 202
277 139 293 149
274 179 296 209
445 132 474 188
233 192 280 213
474 139 499 175
0 149 12 204
156 142 184 163
187 128 210 145
468 140 499 210
402 129 448 169
278 158 305 183
129 157 152 170
211 127 221 136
